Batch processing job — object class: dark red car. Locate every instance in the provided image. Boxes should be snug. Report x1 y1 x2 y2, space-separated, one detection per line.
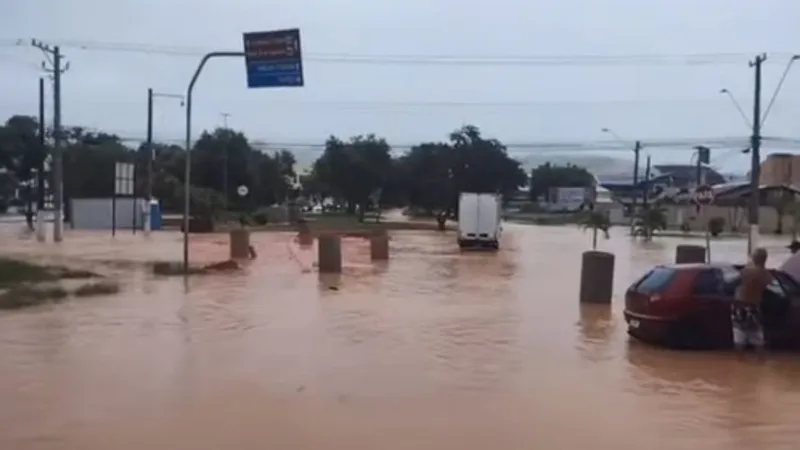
624 263 800 350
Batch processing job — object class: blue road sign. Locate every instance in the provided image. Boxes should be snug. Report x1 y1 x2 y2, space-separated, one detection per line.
243 28 304 88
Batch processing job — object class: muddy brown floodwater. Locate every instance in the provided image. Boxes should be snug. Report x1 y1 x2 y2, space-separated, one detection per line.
2 224 800 449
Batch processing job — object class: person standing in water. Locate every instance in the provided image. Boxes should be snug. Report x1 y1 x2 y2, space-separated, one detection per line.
732 248 772 353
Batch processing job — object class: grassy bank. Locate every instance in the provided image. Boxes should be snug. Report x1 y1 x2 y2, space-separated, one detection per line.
0 258 120 310
503 212 583 226
226 216 455 234
0 258 96 287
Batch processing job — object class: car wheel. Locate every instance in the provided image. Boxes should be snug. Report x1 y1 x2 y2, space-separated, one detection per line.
668 319 705 350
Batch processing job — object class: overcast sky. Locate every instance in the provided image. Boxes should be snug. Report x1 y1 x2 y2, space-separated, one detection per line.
1 0 799 171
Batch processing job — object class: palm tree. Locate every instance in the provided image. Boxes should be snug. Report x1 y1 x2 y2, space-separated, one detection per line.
579 209 611 250
634 204 668 241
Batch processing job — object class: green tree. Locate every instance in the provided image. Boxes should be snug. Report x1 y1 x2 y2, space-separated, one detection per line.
529 163 594 202
447 125 527 199
0 115 48 213
190 128 294 212
395 125 527 218
579 209 611 249
395 142 453 215
311 134 393 221
634 204 668 241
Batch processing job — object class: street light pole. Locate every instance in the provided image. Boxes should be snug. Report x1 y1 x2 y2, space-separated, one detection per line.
144 89 184 235
719 89 752 130
220 112 231 211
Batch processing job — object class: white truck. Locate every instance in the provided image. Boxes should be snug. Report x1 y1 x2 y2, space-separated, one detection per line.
457 192 502 250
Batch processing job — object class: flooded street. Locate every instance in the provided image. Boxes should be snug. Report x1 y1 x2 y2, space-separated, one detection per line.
2 224 800 449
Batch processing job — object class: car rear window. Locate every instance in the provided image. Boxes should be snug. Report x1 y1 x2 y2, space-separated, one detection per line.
633 267 677 294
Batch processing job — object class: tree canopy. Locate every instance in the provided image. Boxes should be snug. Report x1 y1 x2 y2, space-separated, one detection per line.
529 162 594 202
0 115 559 221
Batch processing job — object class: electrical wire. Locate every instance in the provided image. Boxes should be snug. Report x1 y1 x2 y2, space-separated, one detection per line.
761 56 800 125
71 97 788 109
0 38 790 66
104 133 758 153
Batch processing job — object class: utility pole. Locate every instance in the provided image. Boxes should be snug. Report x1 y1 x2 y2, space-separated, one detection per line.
630 140 641 234
143 89 184 235
221 112 231 211
642 154 651 208
145 88 154 235
693 146 710 215
37 78 45 210
32 39 69 243
36 77 46 242
748 53 767 255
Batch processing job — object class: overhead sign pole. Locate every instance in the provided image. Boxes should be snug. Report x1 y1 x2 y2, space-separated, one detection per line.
181 28 303 275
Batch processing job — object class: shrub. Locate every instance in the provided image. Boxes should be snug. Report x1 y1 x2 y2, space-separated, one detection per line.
708 216 725 237
0 285 68 310
73 281 120 297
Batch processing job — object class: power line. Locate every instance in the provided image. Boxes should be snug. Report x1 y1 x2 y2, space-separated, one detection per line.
106 134 756 152
0 38 789 66
66 97 797 109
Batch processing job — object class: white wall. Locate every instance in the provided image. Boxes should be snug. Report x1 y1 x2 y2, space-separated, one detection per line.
70 197 147 230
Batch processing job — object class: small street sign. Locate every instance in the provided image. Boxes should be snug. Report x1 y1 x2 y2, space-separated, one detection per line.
114 162 134 195
693 184 714 205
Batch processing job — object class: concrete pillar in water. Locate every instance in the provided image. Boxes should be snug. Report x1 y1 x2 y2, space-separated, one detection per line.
229 228 251 260
370 230 389 261
579 250 615 304
35 211 45 242
297 222 313 246
318 234 342 273
675 244 706 264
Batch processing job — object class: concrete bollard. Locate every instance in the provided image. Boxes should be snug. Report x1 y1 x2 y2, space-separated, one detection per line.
317 234 342 273
579 250 615 304
675 244 706 264
369 230 389 261
229 228 251 260
297 222 313 246
35 211 45 242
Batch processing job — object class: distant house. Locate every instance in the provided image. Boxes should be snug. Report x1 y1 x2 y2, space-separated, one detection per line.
651 164 727 187
598 164 727 203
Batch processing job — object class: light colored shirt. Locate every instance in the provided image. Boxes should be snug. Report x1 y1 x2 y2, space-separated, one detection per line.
779 253 800 283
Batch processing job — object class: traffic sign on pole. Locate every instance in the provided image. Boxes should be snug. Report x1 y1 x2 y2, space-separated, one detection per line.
243 28 303 88
693 184 715 205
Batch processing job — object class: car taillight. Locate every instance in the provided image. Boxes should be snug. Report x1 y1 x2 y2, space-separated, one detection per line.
649 294 663 302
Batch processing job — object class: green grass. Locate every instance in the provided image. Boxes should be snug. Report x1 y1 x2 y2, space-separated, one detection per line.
0 284 69 310
0 258 58 287
0 258 98 288
73 281 120 297
151 261 207 276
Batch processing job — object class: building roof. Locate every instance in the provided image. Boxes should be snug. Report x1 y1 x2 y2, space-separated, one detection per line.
652 164 727 186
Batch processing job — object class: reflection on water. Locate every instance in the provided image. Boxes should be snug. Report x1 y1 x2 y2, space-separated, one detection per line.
1 225 800 449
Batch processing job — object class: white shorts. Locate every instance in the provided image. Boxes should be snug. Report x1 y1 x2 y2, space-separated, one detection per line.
732 324 764 348
731 304 764 349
